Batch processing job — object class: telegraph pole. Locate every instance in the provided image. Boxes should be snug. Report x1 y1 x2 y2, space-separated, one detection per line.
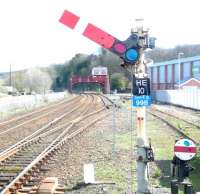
9 64 12 86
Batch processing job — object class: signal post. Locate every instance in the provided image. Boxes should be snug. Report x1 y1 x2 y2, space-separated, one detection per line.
131 24 154 194
135 53 149 194
59 11 155 193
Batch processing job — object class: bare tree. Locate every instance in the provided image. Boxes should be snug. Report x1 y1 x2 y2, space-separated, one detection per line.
0 79 4 86
24 68 52 94
12 71 26 91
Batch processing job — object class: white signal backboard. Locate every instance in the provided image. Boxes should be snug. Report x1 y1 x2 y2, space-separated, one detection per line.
92 67 108 76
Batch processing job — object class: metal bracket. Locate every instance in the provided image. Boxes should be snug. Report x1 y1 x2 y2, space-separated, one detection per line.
136 145 154 162
145 146 154 162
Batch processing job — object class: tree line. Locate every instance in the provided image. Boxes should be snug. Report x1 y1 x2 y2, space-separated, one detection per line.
1 44 200 93
146 44 200 62
48 49 130 92
50 44 200 91
0 68 52 94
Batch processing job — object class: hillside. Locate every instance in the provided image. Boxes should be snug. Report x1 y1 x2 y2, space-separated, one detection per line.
1 44 200 92
146 44 200 62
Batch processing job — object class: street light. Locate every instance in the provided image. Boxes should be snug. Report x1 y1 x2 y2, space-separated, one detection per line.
178 52 184 89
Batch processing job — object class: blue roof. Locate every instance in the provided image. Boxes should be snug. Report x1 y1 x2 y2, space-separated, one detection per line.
150 55 200 67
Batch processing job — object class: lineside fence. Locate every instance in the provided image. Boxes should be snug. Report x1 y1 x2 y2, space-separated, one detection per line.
152 87 200 110
0 92 69 119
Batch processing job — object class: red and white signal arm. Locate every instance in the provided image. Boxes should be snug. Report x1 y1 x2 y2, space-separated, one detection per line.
59 10 140 64
174 138 197 161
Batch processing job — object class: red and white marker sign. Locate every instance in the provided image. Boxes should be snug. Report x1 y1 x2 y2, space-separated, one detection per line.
174 138 196 161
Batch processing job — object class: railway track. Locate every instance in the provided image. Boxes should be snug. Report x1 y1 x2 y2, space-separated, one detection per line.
152 105 200 129
0 95 82 134
0 95 94 160
148 108 200 145
0 95 89 151
0 94 111 194
0 97 70 126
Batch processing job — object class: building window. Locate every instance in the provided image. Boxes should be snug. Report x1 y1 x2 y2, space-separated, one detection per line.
167 64 172 83
183 62 191 79
153 67 157 83
160 65 165 83
192 60 200 76
175 64 179 83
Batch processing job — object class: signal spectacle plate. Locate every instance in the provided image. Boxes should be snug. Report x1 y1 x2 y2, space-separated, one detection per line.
125 48 138 62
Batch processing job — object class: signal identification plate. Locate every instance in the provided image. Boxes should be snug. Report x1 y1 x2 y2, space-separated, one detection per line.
132 95 151 107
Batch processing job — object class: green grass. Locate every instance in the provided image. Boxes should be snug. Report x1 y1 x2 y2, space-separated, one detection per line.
96 162 127 188
190 152 200 192
111 109 200 193
152 168 162 178
147 114 200 193
161 114 200 143
115 132 132 150
86 105 200 193
0 166 22 173
95 161 136 194
147 118 176 160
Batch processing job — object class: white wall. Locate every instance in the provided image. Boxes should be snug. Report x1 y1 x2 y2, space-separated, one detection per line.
0 92 69 118
153 87 200 110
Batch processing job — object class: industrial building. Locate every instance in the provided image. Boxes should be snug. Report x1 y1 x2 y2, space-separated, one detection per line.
149 56 200 90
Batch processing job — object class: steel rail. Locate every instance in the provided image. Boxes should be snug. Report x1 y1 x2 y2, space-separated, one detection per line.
1 105 108 194
147 109 199 146
0 95 79 126
0 94 94 162
0 94 96 165
0 101 87 162
98 94 120 109
0 96 82 135
151 107 200 129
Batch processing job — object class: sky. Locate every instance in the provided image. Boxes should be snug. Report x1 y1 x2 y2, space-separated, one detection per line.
0 0 200 73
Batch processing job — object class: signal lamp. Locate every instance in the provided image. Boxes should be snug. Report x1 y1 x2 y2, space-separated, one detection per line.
114 43 126 53
125 48 139 62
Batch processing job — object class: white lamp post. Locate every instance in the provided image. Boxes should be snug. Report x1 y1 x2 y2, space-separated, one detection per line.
178 52 184 89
